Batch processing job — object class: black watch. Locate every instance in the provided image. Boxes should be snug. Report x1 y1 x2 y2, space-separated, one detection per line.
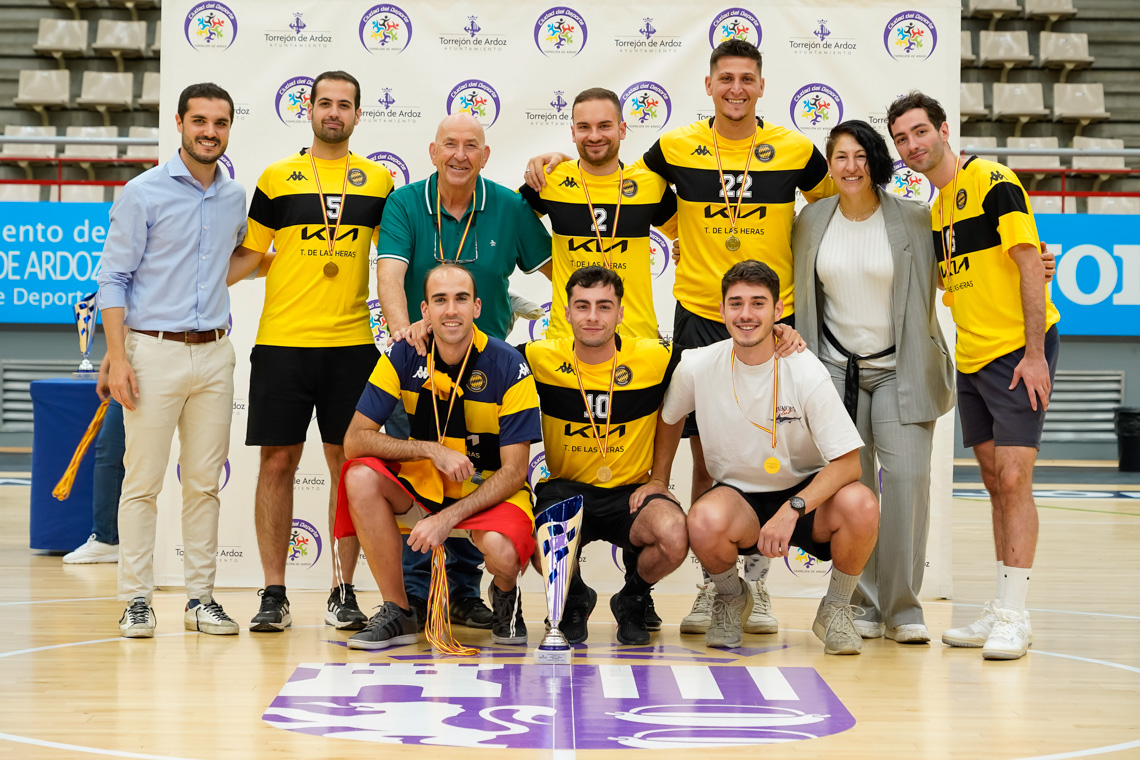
788 496 806 516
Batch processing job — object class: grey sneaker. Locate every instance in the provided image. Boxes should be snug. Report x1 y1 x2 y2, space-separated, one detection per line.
812 600 863 655
326 584 367 630
185 593 238 635
490 582 527 645
942 601 1034 648
680 583 716 634
347 601 419 650
743 580 778 634
705 581 753 649
120 597 155 638
250 589 291 632
450 596 493 629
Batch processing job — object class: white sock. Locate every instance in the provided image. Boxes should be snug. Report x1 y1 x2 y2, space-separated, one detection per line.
743 554 771 583
708 567 742 596
1003 566 1032 613
823 569 861 606
996 560 1006 606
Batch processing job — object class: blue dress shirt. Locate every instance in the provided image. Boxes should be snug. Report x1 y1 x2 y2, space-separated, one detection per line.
97 151 247 331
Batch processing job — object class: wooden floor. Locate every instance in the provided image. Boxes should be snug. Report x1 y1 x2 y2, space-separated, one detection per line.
1 483 1139 759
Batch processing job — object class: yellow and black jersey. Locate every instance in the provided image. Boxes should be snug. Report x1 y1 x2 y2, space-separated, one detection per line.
522 336 677 488
357 327 541 510
519 160 677 340
643 118 835 320
931 156 1060 373
244 150 393 347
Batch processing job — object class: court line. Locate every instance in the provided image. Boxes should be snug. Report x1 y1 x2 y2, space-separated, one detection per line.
926 601 1140 622
0 732 196 760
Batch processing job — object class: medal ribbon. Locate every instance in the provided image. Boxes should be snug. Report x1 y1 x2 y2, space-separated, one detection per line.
576 161 624 269
711 127 757 244
309 152 351 261
435 177 477 262
427 339 475 446
938 155 963 295
571 348 618 475
730 347 779 450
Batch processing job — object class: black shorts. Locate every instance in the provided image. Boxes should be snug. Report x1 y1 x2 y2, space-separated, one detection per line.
673 303 795 438
957 325 1060 449
706 473 831 562
246 343 379 447
534 479 682 554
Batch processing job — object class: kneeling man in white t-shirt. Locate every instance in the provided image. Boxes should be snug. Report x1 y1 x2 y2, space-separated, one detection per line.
642 260 880 654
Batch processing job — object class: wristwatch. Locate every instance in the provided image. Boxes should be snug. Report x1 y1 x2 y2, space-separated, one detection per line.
788 496 807 517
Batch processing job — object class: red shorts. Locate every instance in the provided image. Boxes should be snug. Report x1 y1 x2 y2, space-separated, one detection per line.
334 457 535 565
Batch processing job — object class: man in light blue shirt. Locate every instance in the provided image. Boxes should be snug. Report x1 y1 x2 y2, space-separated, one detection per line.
98 82 258 639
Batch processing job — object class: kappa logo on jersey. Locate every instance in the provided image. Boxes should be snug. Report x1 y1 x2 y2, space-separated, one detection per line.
286 171 307 182
518 363 531 379
412 365 429 380
559 176 579 188
989 171 1004 185
691 145 712 157
556 362 575 374
264 662 855 749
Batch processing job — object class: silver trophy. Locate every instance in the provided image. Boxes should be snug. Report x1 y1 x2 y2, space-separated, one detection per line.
72 292 98 379
535 494 584 665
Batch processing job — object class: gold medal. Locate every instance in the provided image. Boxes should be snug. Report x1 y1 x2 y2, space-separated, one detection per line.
725 234 741 252
597 465 613 483
942 291 954 307
323 262 339 278
764 457 781 474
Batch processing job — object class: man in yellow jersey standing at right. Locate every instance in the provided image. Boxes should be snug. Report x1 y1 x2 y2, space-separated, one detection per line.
888 91 1059 661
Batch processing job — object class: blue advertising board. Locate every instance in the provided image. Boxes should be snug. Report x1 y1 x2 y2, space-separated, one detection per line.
1038 214 1140 336
0 202 111 325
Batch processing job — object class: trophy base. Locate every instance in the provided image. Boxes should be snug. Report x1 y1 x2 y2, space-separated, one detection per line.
535 646 573 665
72 370 97 380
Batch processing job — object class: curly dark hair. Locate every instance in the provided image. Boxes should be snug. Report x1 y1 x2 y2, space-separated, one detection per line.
825 120 894 188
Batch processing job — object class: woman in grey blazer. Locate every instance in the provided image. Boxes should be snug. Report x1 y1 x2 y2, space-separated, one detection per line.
792 120 954 643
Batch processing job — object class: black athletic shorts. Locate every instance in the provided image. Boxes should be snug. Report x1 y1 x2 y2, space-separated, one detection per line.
246 343 379 447
705 472 831 562
957 325 1060 449
534 479 682 554
673 302 795 437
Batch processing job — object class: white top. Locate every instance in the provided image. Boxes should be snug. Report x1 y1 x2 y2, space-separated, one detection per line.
662 341 864 493
814 204 896 369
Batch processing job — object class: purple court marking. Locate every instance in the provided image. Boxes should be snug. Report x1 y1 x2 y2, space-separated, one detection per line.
264 663 854 748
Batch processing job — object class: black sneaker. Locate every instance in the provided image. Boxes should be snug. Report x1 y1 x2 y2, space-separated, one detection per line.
610 589 651 645
326 584 367 630
450 596 493 629
250 588 291 632
407 594 427 632
347 601 419 650
560 585 597 644
645 592 662 632
490 582 527 645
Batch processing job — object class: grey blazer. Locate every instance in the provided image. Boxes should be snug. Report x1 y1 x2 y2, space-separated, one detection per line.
791 189 954 425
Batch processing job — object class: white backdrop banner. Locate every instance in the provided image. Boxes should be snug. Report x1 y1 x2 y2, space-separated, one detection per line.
155 0 959 601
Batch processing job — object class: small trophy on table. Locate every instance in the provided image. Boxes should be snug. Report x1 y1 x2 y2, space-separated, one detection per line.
535 494 584 665
72 292 98 379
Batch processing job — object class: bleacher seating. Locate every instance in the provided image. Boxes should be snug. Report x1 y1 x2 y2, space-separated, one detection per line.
92 20 148 72
1087 196 1140 214
107 0 160 23
76 71 134 125
150 20 161 56
0 185 42 202
1071 136 1126 172
48 0 98 21
125 126 159 163
1024 0 1077 31
138 71 159 110
1039 32 1094 82
1032 195 1076 214
962 30 976 66
32 19 89 67
1006 136 1061 191
961 82 989 122
13 70 71 125
978 30 1035 81
2 126 57 161
61 126 118 160
961 135 999 162
57 185 106 203
1053 83 1111 136
992 82 1050 136
967 0 1022 30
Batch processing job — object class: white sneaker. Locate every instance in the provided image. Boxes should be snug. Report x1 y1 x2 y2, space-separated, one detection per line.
812 600 862 655
63 534 118 564
184 593 239 635
679 583 715 634
982 607 1030 660
120 598 155 638
705 582 753 649
886 624 930 643
743 580 778 634
854 619 885 639
943 601 1033 648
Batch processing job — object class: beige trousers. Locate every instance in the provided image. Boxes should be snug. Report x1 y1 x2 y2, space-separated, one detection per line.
118 330 235 603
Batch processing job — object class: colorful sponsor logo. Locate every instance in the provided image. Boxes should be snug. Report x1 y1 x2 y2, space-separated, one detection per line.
621 81 672 132
649 228 672 279
884 11 938 61
527 451 550 492
527 301 553 340
184 2 237 51
366 297 390 349
265 662 855 748
446 80 501 130
359 4 412 54
175 459 231 491
534 7 588 57
366 151 410 187
287 518 322 569
275 76 314 126
888 159 935 203
709 8 761 48
218 154 235 180
789 83 843 133
783 547 832 577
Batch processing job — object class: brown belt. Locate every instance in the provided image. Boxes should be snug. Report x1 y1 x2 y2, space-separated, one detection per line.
132 328 225 344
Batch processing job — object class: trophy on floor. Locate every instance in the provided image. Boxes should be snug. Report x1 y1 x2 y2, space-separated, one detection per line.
72 292 98 379
535 494 584 665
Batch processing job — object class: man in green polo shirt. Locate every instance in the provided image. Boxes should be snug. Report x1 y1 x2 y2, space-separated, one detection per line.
376 112 552 630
